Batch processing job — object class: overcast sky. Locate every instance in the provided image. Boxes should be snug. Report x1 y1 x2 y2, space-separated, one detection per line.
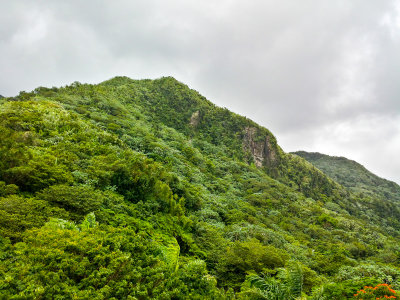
1 0 400 183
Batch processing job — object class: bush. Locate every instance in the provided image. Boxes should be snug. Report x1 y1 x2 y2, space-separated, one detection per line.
217 238 288 289
36 185 104 220
354 283 397 299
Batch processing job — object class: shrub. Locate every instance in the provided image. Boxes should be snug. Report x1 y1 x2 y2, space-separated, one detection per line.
353 283 397 299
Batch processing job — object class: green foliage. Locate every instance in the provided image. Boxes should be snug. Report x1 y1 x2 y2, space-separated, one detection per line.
247 274 291 300
80 212 98 229
166 259 224 299
44 217 80 230
0 224 166 298
294 151 400 204
336 263 400 289
244 262 304 300
320 278 381 299
37 185 104 220
286 261 304 297
1 77 400 298
0 181 18 197
159 236 181 272
0 195 68 241
217 238 288 289
317 213 338 228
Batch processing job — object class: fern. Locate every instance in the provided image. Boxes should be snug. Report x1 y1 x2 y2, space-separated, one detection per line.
159 236 180 272
80 212 98 230
309 286 326 300
44 218 79 231
248 263 304 300
249 274 291 300
248 274 270 291
287 261 304 297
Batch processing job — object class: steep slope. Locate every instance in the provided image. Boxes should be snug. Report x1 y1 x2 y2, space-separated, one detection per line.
293 151 400 202
0 77 400 299
99 77 344 201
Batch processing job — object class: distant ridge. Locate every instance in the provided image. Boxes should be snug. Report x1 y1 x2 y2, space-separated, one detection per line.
293 150 400 202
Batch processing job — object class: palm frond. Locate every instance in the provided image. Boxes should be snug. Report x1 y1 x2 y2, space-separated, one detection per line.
287 261 304 297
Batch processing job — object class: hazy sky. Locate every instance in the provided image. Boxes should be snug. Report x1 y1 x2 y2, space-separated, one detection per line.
1 0 400 183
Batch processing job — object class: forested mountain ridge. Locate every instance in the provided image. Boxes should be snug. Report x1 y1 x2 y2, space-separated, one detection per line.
293 151 400 202
100 77 343 200
1 76 400 299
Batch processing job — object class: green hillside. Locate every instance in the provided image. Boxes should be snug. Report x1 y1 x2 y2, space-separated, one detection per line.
1 77 400 299
293 151 400 202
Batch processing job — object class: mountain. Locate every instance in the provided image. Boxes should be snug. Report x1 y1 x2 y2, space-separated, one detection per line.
1 77 400 299
293 151 400 202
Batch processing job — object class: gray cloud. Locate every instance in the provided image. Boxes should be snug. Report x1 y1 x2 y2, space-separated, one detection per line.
1 0 400 183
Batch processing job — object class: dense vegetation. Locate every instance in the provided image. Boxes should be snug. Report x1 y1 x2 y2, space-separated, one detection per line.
1 76 400 299
293 151 400 203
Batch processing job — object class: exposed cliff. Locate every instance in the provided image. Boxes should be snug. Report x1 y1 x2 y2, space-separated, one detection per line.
242 126 277 167
189 110 200 127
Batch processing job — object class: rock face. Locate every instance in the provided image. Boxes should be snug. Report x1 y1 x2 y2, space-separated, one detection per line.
243 127 277 167
189 110 200 127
